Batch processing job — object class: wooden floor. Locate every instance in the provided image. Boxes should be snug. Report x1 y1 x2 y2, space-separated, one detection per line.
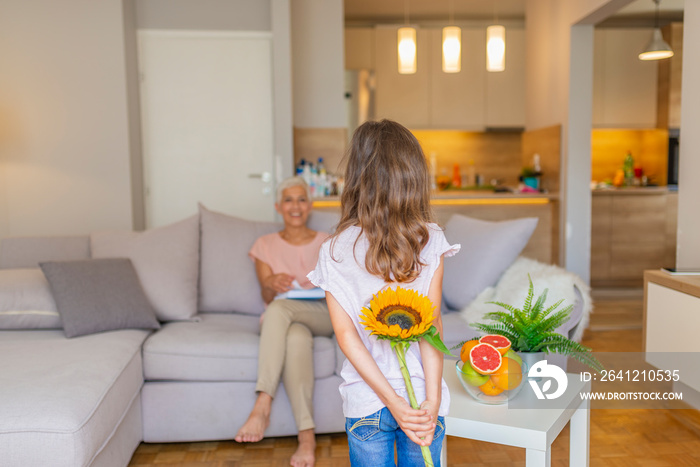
128 288 700 466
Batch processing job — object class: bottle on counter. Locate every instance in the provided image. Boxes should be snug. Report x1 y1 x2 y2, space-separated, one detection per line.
468 160 476 187
296 159 306 177
429 152 437 191
317 158 327 196
452 163 462 188
623 151 635 186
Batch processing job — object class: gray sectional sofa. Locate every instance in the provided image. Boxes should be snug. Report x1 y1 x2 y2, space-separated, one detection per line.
0 207 588 467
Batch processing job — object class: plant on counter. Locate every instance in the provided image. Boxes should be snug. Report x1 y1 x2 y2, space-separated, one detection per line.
470 274 604 372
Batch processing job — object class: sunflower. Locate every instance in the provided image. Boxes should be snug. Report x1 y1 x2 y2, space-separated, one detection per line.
360 287 435 341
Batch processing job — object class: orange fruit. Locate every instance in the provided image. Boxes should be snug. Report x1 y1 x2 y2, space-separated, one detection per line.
469 343 503 375
490 357 523 391
479 334 512 355
479 378 504 396
459 339 480 363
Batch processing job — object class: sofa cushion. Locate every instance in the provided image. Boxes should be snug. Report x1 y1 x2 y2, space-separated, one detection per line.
442 214 538 311
142 313 337 382
0 235 90 269
39 258 161 338
0 329 149 467
0 268 61 329
91 215 199 322
198 204 281 315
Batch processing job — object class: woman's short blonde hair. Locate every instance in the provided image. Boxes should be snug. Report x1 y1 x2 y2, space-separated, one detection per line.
276 176 311 204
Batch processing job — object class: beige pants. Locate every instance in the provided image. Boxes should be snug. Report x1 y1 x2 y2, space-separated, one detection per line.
256 299 334 432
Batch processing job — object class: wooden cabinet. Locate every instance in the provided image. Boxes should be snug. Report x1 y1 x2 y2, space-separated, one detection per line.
366 25 525 130
591 190 677 287
593 28 659 128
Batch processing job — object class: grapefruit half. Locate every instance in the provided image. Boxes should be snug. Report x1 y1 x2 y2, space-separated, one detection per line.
469 343 503 375
479 334 512 355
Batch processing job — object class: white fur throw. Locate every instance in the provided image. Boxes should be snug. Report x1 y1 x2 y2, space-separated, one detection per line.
458 257 592 342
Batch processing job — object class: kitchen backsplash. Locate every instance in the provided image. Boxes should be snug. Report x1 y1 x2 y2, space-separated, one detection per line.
591 129 669 186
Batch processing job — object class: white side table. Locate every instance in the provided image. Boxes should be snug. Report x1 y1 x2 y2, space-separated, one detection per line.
441 363 591 467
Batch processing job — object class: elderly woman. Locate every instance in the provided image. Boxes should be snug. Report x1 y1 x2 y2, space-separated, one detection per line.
234 176 332 467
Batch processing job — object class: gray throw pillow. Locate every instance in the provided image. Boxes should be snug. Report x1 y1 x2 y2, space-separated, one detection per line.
442 214 538 311
39 258 160 338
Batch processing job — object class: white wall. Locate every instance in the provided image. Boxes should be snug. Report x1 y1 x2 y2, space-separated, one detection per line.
0 0 134 237
677 1 700 268
291 0 346 128
136 0 271 30
525 0 635 282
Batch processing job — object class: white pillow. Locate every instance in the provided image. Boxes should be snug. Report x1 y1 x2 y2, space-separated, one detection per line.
0 268 62 329
90 215 199 322
442 214 538 311
198 204 280 315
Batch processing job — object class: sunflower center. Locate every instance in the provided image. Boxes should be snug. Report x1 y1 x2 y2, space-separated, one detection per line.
377 305 421 330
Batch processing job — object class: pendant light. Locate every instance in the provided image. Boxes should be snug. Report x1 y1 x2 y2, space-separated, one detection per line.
398 0 417 74
442 0 461 73
486 25 506 72
638 0 673 61
486 1 505 72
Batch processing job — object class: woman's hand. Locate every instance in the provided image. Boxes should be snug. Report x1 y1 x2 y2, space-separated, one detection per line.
264 273 294 295
385 395 435 447
255 260 292 304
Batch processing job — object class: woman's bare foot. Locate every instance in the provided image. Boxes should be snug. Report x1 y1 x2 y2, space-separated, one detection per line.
290 429 316 467
234 393 272 443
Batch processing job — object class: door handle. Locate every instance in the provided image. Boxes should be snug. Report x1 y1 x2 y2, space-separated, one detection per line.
248 172 271 183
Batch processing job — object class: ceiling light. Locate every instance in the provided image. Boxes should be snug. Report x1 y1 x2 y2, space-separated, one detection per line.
442 0 460 73
639 0 674 61
398 0 416 74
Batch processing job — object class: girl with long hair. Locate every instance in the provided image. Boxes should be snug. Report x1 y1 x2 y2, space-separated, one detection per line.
308 120 460 466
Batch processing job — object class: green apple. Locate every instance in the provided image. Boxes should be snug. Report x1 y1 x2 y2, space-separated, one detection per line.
460 362 489 386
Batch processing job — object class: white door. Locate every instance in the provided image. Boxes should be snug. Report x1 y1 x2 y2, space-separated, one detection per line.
138 30 275 228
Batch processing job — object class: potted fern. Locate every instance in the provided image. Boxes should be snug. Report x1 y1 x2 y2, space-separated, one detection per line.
470 274 603 372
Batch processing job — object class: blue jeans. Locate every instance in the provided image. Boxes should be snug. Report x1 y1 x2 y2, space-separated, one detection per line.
345 407 445 467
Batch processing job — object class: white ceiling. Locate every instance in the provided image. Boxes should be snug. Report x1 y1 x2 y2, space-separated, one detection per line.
344 0 684 25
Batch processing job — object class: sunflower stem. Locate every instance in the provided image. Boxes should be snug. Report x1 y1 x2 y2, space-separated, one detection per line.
394 341 434 467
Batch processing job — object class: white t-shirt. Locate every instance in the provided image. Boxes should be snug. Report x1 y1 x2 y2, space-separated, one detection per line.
307 223 460 418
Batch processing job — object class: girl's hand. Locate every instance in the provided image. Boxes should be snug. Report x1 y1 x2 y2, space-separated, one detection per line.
386 395 435 446
412 399 439 445
265 273 294 294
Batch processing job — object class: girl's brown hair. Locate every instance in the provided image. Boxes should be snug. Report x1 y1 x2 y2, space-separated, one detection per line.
331 119 434 283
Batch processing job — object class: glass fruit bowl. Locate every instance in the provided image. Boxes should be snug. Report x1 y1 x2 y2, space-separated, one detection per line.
455 358 528 405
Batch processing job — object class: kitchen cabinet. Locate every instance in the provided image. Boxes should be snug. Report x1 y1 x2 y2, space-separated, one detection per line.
591 189 677 287
370 25 525 130
374 26 431 128
593 28 658 128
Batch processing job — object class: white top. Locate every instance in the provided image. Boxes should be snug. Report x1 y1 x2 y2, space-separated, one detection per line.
307 224 460 418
